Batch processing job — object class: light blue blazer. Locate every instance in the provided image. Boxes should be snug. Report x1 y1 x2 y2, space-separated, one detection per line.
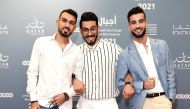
117 38 176 109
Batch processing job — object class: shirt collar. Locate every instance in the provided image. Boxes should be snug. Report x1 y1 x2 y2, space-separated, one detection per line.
50 33 73 47
84 38 101 50
133 37 150 48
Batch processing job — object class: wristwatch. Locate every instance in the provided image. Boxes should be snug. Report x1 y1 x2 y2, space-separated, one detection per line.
63 92 69 101
30 101 38 103
72 73 76 79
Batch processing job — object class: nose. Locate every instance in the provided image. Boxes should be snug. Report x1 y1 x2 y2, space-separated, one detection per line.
87 30 93 36
135 22 141 28
65 22 70 27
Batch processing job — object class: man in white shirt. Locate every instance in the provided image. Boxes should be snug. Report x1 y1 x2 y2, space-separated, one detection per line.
26 9 84 109
117 6 176 109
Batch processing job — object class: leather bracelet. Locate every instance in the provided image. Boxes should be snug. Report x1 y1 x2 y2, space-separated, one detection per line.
125 82 131 85
63 92 69 101
125 82 134 88
30 101 38 103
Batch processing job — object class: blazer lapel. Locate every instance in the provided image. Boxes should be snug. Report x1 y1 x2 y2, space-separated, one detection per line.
150 38 159 67
128 42 148 77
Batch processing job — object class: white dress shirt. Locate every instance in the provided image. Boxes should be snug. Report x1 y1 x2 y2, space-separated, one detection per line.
26 34 83 108
134 37 164 93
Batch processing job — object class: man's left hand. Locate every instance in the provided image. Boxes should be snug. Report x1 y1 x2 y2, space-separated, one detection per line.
49 93 65 106
123 84 134 99
73 78 85 94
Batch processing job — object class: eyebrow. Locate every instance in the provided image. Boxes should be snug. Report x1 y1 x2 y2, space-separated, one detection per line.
130 18 145 23
82 26 97 29
61 18 76 23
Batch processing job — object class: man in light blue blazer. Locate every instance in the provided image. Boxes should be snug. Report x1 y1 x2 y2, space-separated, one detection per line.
117 7 176 109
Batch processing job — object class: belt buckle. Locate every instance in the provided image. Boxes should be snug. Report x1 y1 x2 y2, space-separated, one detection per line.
152 93 155 97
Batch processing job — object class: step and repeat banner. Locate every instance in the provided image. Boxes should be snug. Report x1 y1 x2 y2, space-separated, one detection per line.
0 0 190 109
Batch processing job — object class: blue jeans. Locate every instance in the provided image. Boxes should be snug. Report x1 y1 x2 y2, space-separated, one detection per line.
40 105 59 109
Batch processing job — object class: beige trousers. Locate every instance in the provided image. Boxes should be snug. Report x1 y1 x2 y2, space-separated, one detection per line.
142 95 172 109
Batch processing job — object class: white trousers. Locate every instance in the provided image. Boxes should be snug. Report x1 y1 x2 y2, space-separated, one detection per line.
76 96 118 109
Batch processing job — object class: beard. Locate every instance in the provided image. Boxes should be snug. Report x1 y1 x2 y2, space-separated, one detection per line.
131 28 146 38
58 27 72 38
83 34 98 46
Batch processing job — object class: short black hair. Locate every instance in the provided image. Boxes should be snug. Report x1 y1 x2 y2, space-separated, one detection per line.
79 12 98 29
59 9 78 23
127 6 146 23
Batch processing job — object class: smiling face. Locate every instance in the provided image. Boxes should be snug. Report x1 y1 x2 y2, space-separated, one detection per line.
56 12 76 38
80 21 99 46
128 13 147 38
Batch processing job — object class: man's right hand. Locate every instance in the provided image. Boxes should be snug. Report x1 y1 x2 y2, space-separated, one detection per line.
30 101 40 109
143 77 155 90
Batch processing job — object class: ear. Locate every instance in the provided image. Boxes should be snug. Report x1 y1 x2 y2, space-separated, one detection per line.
128 24 131 31
80 27 83 35
98 27 100 33
145 20 148 28
73 25 76 31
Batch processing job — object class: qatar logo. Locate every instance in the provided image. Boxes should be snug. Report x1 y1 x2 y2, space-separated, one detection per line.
25 18 45 35
0 25 8 35
0 52 9 68
173 52 190 69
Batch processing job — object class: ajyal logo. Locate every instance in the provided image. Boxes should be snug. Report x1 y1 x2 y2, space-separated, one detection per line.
99 15 122 37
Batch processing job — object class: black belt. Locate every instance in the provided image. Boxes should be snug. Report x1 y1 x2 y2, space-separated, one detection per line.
146 92 165 98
